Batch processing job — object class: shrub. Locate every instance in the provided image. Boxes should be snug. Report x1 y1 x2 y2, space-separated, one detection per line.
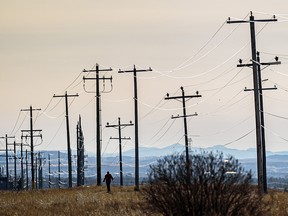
143 151 265 216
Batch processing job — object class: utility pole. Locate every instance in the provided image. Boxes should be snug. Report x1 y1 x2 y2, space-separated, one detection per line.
238 52 280 193
13 140 16 188
118 65 152 191
83 64 112 186
58 151 61 188
165 87 201 180
5 136 8 189
77 115 85 186
7 140 17 189
25 149 28 189
5 135 15 189
37 152 45 189
53 91 79 188
35 154 38 190
48 154 51 189
0 137 6 188
21 106 41 190
20 137 29 190
20 135 24 190
12 141 22 189
13 141 17 188
106 118 133 186
228 12 278 194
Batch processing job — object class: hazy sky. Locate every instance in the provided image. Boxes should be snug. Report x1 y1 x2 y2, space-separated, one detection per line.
1 1 288 158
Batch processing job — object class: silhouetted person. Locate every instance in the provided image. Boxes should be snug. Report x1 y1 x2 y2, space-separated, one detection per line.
103 171 113 192
17 177 22 191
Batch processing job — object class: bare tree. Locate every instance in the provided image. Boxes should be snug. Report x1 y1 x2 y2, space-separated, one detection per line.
143 151 266 216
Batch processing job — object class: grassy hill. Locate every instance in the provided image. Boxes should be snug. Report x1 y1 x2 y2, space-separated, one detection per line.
0 186 287 215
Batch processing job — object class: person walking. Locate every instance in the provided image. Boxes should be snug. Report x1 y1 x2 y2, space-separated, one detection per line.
103 171 113 192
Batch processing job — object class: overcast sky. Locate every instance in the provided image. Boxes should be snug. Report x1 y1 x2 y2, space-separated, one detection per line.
1 1 288 158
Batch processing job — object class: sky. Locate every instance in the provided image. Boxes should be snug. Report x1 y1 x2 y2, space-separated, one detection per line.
1 1 288 159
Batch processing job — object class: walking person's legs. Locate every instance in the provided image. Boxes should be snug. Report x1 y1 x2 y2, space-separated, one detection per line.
106 182 111 192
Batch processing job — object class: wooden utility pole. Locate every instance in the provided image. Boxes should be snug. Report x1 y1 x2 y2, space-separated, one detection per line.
165 87 201 179
19 137 29 190
48 154 51 189
118 65 152 191
228 12 278 193
58 151 61 188
37 152 45 189
53 92 79 188
20 135 24 190
12 141 22 189
106 118 133 186
35 154 38 190
238 53 279 192
25 149 28 189
83 64 112 186
77 115 85 186
21 106 41 190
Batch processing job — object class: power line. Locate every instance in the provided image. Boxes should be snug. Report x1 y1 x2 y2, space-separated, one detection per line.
264 125 288 143
150 44 248 80
148 119 177 147
10 111 29 136
9 111 22 136
174 22 244 71
221 128 255 147
174 20 227 70
142 117 172 144
264 111 288 120
198 115 254 137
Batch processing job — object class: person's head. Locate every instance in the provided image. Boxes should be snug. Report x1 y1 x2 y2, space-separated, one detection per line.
107 171 109 174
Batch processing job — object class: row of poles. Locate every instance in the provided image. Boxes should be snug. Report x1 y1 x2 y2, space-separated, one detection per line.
0 12 279 194
90 12 280 193
0 115 85 190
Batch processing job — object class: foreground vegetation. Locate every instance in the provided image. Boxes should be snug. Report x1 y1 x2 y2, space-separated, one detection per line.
0 185 287 215
144 152 265 215
0 186 158 216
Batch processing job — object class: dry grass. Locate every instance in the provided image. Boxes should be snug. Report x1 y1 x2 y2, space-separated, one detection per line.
264 190 288 215
0 186 159 216
0 186 288 215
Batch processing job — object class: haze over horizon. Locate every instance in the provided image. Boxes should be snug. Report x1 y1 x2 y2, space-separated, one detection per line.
1 1 288 160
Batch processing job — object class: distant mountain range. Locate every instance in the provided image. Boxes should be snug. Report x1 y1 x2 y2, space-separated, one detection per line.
113 143 288 159
21 144 288 179
115 143 288 178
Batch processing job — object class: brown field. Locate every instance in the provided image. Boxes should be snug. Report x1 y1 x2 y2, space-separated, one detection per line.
0 186 287 216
